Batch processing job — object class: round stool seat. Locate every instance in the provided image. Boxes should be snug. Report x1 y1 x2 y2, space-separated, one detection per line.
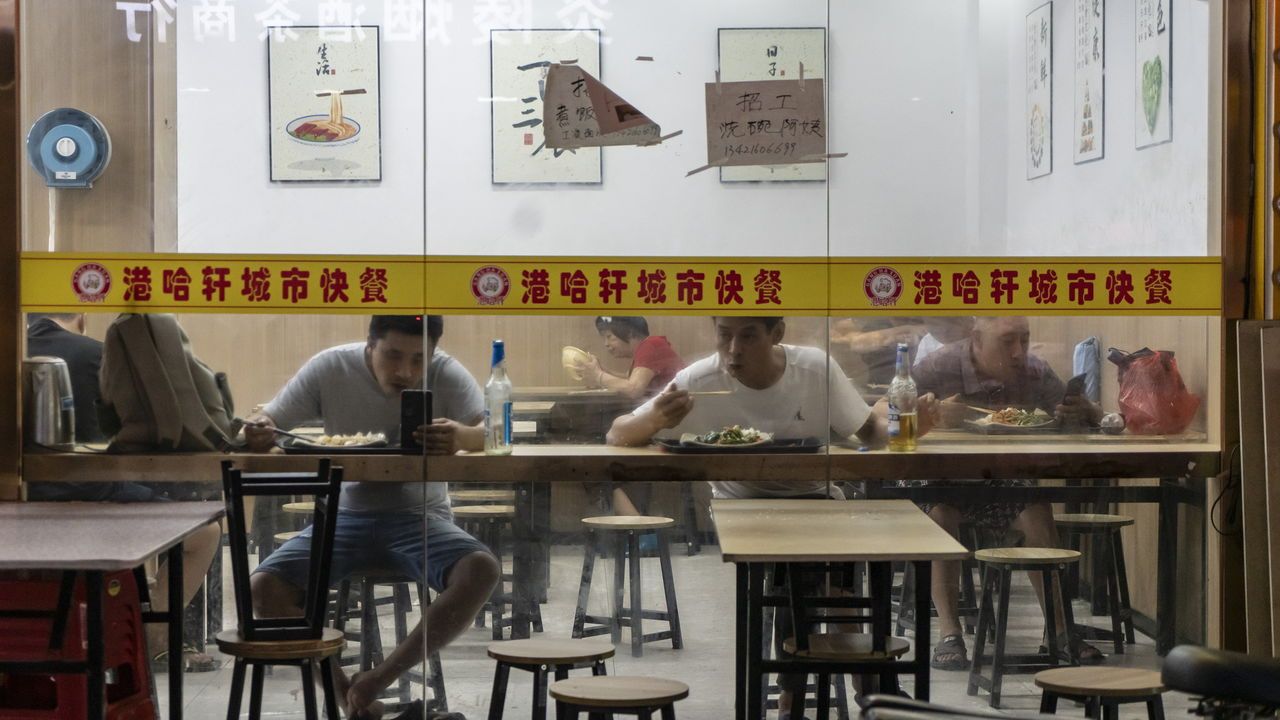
282 502 314 515
215 628 344 661
274 531 301 543
1035 667 1165 697
549 676 689 708
782 633 910 660
1054 513 1135 529
488 638 615 665
975 547 1081 566
451 489 516 503
582 515 674 531
452 504 515 519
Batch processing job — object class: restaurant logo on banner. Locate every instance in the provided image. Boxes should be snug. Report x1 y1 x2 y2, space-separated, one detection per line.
862 267 904 307
470 266 511 306
70 263 111 303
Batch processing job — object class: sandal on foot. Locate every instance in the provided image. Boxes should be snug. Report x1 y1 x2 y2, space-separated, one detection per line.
931 633 970 671
1040 632 1105 665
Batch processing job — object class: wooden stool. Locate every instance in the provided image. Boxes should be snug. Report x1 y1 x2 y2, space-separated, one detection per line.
273 530 301 550
1055 514 1137 653
215 629 345 720
282 501 315 515
333 576 448 712
782 634 910 719
486 638 614 720
550 676 689 720
968 548 1082 708
454 504 543 639
572 516 683 658
1035 667 1166 720
450 489 517 505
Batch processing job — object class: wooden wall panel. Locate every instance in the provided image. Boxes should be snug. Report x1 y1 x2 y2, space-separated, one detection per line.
19 0 152 253
0 0 19 501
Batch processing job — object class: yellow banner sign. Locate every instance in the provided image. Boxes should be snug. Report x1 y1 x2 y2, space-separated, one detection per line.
20 253 1222 316
20 253 425 313
423 257 828 315
830 258 1222 315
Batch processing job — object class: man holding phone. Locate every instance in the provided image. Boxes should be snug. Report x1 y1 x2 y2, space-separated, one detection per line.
244 315 495 720
907 316 1104 671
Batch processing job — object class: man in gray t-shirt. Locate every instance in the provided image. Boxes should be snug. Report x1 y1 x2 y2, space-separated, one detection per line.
245 315 499 719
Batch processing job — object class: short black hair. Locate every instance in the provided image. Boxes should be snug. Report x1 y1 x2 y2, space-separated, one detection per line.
714 316 784 331
368 315 437 342
594 316 649 342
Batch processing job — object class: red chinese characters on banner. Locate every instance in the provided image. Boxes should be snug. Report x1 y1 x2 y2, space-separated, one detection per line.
715 270 744 305
753 269 782 305
163 268 192 302
1106 270 1134 305
360 267 389 304
241 267 271 302
598 269 628 304
638 269 667 304
951 271 980 305
202 266 231 302
676 270 705 305
989 269 1018 304
122 266 152 302
560 270 589 304
913 270 942 305
521 269 551 304
320 268 349 304
1144 269 1172 304
1067 270 1096 305
1028 269 1057 304
281 268 309 304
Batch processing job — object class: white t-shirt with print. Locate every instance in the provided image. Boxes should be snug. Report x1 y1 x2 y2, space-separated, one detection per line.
632 344 873 499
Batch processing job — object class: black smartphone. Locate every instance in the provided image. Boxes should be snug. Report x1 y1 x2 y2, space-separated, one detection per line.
1065 373 1087 397
400 390 431 451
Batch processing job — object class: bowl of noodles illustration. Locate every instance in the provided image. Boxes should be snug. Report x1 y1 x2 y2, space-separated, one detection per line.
287 114 361 145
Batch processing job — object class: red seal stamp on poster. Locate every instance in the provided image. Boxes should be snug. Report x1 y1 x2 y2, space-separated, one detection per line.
470 266 511 306
863 266 903 307
71 263 111 303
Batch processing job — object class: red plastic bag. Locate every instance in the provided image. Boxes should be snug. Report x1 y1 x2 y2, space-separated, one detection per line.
1108 348 1200 435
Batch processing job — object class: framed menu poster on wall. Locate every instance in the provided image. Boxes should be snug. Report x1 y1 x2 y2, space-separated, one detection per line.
1074 0 1104 164
717 27 827 183
1135 0 1172 148
1026 2 1053 180
490 29 603 185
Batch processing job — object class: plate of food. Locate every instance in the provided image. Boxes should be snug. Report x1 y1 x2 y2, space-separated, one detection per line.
278 432 398 454
680 425 772 448
966 408 1058 434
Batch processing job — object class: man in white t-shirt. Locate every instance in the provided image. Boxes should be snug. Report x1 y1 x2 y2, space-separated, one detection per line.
608 316 939 718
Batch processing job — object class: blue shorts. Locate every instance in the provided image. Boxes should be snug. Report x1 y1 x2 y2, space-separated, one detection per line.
253 511 490 593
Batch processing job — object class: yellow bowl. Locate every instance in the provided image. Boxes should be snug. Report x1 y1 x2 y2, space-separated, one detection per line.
562 346 592 381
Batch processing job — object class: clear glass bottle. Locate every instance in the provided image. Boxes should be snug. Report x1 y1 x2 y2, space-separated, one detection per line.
484 339 513 456
887 342 918 452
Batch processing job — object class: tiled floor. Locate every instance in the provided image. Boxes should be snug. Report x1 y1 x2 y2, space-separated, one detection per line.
160 545 1194 719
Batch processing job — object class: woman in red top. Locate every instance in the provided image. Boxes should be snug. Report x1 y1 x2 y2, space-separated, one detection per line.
577 316 685 401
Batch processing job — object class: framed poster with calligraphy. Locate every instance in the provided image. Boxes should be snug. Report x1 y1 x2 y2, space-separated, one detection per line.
1135 0 1172 148
490 29 602 185
267 26 382 182
1074 0 1104 164
1026 2 1053 180
717 27 827 183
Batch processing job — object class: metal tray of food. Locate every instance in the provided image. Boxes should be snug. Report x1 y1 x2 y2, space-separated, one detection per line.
655 437 827 454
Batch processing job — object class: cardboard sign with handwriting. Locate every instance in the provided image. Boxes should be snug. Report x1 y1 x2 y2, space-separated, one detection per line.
704 78 826 167
543 64 662 149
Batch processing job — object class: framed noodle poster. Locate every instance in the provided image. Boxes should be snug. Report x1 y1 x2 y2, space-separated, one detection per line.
717 27 827 183
267 26 382 182
1074 0 1104 163
490 29 602 185
1135 0 1172 148
1026 2 1053 180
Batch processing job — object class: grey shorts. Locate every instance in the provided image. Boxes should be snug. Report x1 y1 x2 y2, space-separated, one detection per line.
254 511 490 593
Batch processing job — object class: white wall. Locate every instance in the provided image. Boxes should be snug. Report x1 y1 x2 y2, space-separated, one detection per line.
176 1 1211 259
987 0 1210 256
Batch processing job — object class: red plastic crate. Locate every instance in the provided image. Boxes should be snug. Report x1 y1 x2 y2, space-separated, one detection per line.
0 571 156 719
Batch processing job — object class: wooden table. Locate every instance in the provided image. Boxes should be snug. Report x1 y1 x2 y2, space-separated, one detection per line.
0 501 225 720
712 499 969 719
24 440 1218 648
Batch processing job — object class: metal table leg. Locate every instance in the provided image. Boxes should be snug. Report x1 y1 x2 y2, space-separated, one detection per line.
167 543 185 719
511 481 534 639
747 563 765 720
914 560 933 701
736 563 747 720
1156 479 1178 655
85 570 105 720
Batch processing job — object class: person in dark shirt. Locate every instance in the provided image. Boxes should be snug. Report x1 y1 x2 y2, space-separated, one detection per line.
24 313 222 672
909 316 1103 669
